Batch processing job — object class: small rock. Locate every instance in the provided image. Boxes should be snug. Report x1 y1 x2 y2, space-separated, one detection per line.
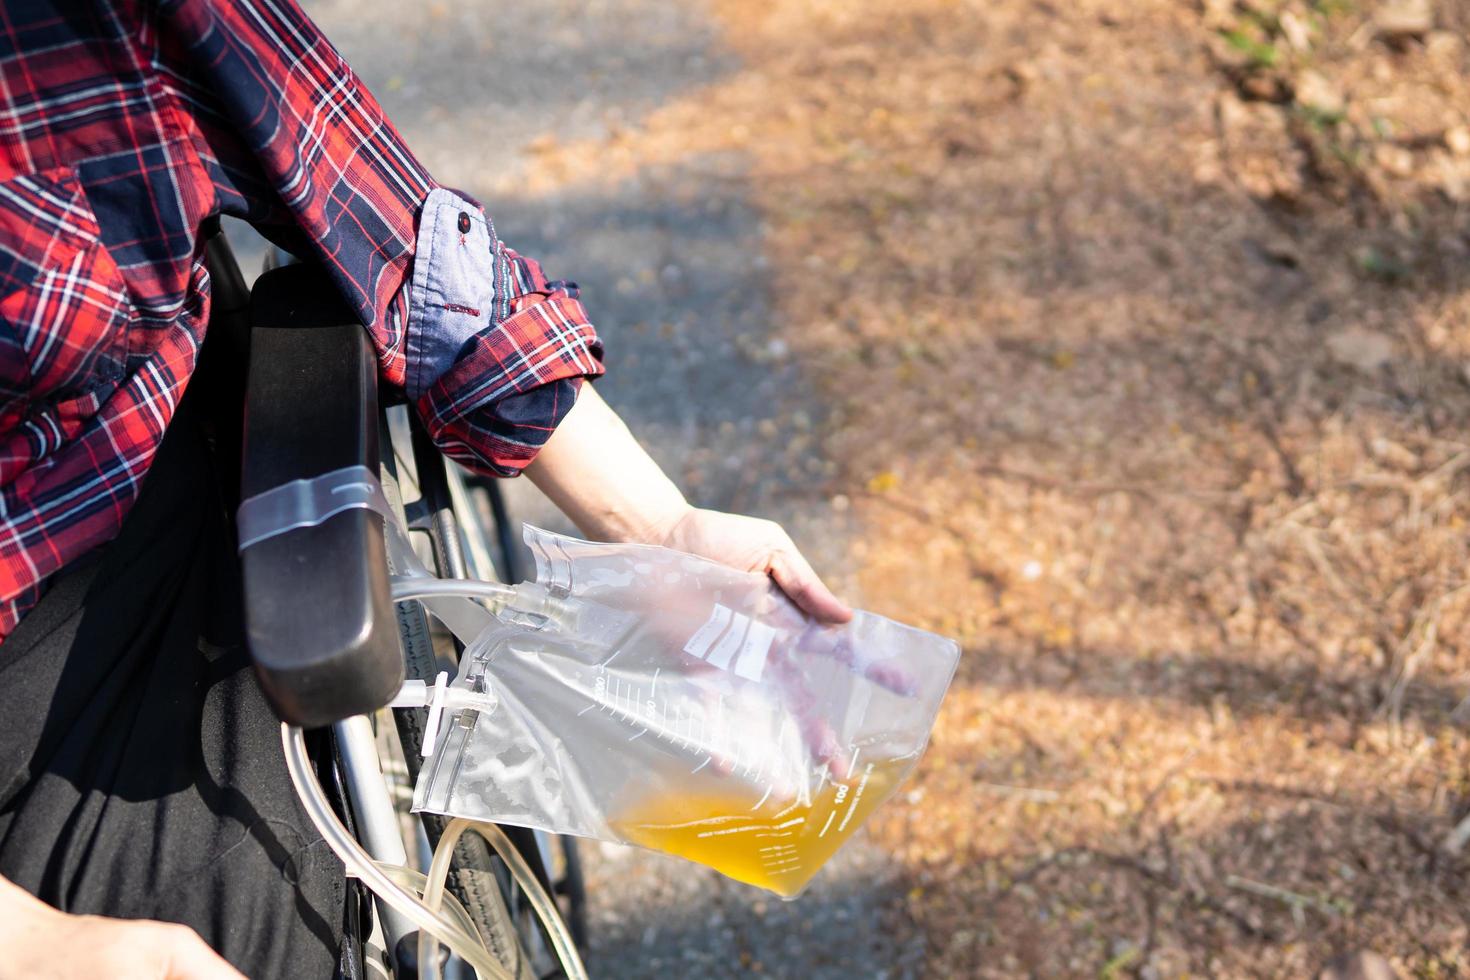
1003 61 1039 87
1375 0 1434 39
1445 126 1470 156
1374 143 1415 177
1438 165 1469 203
1327 327 1394 372
1424 29 1463 60
1370 437 1418 470
1279 10 1313 50
1296 69 1343 114
1200 0 1234 27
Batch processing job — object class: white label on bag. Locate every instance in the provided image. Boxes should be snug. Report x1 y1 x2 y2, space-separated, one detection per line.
684 603 735 660
703 611 748 671
733 619 776 682
685 604 772 681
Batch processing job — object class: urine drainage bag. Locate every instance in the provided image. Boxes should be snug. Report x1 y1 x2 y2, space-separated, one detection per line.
410 526 960 899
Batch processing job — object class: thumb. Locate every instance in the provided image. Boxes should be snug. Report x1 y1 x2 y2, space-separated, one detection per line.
159 924 245 980
768 547 853 625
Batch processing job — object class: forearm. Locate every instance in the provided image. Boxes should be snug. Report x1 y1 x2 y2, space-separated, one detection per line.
524 384 691 543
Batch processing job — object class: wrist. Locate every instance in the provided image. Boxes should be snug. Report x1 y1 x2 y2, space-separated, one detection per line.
569 495 691 547
630 500 695 548
525 384 692 545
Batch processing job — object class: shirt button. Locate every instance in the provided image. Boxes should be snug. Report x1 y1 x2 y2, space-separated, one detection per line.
457 211 472 234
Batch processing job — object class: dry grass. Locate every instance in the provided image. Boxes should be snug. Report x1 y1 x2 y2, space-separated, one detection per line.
495 0 1470 974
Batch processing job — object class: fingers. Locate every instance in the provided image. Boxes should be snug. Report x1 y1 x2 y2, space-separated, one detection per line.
768 545 853 625
792 628 918 696
767 643 854 777
155 923 245 980
658 508 852 624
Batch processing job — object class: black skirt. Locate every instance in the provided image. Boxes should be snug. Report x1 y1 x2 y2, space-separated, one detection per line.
0 390 346 979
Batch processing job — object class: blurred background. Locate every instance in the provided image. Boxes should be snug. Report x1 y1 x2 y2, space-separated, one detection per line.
253 0 1470 975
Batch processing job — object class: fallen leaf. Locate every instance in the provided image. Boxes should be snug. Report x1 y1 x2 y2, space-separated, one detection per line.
867 470 901 493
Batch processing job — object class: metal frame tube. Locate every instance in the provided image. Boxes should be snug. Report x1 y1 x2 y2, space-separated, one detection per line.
334 715 415 953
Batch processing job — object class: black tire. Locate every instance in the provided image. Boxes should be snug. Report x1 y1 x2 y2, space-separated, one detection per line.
551 836 589 950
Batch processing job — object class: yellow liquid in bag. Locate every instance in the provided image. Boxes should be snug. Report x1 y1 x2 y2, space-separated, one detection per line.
609 758 906 897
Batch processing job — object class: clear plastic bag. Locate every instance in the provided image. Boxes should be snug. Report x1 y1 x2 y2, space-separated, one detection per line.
411 526 960 898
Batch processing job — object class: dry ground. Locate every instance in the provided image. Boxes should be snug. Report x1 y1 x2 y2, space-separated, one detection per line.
475 0 1470 975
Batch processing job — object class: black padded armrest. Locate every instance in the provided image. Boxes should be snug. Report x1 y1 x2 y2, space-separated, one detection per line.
240 264 403 727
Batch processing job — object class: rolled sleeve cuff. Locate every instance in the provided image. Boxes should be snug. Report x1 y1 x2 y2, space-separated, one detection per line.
405 188 500 400
406 188 604 475
416 290 604 476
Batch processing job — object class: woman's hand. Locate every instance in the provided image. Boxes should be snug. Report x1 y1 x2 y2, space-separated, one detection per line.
526 384 851 623
655 507 851 624
0 876 243 980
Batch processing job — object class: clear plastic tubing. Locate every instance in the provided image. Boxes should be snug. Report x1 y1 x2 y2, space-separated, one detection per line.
419 818 588 980
280 724 514 980
390 577 517 605
384 575 587 977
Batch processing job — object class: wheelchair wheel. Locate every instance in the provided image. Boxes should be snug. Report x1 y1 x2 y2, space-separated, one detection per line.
381 409 583 980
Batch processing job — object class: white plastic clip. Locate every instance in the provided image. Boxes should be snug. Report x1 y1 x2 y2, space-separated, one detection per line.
387 671 497 758
422 671 450 758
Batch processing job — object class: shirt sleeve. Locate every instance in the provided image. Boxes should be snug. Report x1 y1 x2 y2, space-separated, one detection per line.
407 188 604 475
160 0 602 475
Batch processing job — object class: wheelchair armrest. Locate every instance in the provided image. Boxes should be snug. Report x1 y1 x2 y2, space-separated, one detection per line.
240 264 403 727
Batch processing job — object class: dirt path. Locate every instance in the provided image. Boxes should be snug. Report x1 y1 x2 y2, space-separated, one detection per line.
306 1 918 976
293 0 1470 976
476 0 1470 975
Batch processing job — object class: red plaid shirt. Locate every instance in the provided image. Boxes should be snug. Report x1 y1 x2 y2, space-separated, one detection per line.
0 0 604 637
